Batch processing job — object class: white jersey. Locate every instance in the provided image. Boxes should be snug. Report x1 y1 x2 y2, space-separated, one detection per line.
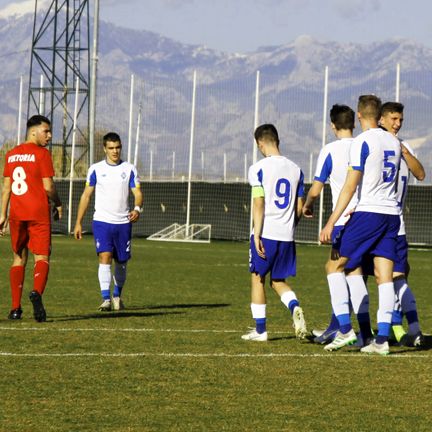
350 128 401 215
86 159 140 224
314 138 358 226
248 155 304 241
397 139 414 236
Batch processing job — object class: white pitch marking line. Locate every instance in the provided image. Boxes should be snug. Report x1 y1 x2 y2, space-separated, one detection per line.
0 351 428 358
0 327 243 333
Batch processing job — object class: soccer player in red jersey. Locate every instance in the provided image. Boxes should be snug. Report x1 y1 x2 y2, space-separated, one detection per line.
0 115 62 322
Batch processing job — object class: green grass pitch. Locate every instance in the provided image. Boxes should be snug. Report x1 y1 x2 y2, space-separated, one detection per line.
0 237 431 431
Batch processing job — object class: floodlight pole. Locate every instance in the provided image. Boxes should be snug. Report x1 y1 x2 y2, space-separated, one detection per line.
17 75 23 145
249 70 260 235
89 0 100 165
186 70 197 236
318 66 329 244
395 63 400 102
68 76 80 234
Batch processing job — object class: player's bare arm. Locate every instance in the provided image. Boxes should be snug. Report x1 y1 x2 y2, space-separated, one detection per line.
302 181 324 218
74 185 95 239
252 196 265 258
320 169 362 244
128 187 143 223
0 177 11 235
42 177 62 220
296 196 305 225
401 143 425 181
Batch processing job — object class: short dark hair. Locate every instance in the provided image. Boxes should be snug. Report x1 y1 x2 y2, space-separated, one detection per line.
103 132 122 146
330 104 355 130
357 95 382 121
26 115 50 129
254 124 279 146
381 102 404 117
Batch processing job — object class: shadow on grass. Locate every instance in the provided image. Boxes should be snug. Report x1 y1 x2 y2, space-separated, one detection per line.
47 304 230 322
49 311 184 322
129 303 231 310
269 335 303 342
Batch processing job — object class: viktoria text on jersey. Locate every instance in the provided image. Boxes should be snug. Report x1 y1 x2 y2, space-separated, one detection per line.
8 154 36 163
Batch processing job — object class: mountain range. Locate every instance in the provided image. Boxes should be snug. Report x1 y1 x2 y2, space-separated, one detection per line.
0 12 431 181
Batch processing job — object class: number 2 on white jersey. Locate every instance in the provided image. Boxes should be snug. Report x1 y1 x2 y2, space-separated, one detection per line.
11 166 29 195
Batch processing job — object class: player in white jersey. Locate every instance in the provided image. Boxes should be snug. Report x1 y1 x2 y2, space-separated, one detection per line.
378 102 425 346
303 105 372 346
74 132 143 311
242 124 307 342
320 95 401 355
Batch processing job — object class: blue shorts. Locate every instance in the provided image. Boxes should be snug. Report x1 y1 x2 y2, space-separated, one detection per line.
249 235 296 279
340 212 400 270
332 225 345 251
394 235 409 273
362 234 408 276
93 220 132 262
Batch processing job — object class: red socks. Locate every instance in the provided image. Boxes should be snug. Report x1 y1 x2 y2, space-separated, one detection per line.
10 266 25 309
33 260 50 295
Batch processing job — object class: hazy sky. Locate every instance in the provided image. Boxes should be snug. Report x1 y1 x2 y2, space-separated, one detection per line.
1 0 432 53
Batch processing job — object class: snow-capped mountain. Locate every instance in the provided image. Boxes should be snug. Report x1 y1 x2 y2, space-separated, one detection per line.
0 11 431 180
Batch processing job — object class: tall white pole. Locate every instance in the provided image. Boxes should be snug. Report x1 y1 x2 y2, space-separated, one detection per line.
186 70 197 235
318 66 329 244
309 152 313 183
201 151 204 180
223 153 227 183
17 75 23 145
68 77 80 234
395 63 401 102
172 151 175 179
127 74 135 163
39 75 45 115
149 150 153 182
133 103 142 167
249 70 260 234
89 0 100 166
244 153 247 182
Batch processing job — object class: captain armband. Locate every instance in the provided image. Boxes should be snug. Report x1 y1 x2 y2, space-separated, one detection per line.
252 186 265 198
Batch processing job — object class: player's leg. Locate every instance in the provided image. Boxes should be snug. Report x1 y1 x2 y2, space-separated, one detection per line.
391 235 409 342
242 272 268 341
111 223 132 311
8 220 29 319
112 261 127 311
269 240 307 339
98 251 113 310
361 256 394 355
323 255 357 351
272 279 307 339
359 214 400 355
392 237 422 346
313 247 345 344
392 273 407 342
346 266 373 345
9 250 28 319
28 221 52 322
394 273 422 346
93 221 115 311
242 235 269 341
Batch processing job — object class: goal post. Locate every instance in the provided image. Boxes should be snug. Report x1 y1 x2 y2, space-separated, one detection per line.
146 223 211 243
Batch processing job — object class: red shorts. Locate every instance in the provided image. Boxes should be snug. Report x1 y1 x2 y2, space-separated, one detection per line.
9 219 52 256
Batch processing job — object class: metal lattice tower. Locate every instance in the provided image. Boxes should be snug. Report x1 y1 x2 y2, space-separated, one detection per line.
27 0 90 177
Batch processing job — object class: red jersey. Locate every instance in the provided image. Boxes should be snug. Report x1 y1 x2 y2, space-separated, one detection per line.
3 142 55 222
